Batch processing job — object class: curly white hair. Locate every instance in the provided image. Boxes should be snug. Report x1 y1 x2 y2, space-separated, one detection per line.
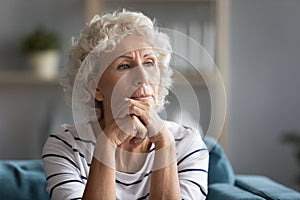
61 9 173 120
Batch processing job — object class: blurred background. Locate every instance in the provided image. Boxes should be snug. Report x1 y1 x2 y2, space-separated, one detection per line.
0 0 299 192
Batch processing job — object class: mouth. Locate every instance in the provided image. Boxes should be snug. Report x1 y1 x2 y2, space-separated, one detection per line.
130 84 155 101
130 94 153 100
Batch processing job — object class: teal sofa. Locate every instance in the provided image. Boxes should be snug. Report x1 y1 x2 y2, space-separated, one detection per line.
0 137 299 200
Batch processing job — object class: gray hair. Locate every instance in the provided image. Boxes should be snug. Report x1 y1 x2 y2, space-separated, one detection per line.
62 9 173 120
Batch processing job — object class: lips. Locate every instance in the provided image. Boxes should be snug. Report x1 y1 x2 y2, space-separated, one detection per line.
131 85 154 100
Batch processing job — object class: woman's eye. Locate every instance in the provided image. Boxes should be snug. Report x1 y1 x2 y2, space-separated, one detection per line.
117 64 131 70
143 62 155 68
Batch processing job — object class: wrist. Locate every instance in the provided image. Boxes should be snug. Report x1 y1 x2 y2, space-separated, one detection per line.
151 127 174 150
93 132 117 169
152 134 176 171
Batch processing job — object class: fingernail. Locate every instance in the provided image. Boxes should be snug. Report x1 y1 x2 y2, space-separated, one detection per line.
125 97 130 101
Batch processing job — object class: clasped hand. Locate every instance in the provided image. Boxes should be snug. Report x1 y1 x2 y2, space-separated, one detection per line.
104 98 171 148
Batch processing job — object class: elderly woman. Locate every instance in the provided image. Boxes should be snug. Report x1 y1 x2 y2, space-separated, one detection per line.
42 10 208 200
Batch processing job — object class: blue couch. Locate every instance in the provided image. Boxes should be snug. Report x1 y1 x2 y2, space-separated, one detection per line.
0 137 299 200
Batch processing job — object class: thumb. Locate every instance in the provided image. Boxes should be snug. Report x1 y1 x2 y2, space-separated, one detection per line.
131 115 147 138
147 110 165 138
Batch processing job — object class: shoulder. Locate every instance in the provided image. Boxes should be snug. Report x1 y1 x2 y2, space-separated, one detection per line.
42 124 76 150
165 121 207 157
165 121 203 143
42 122 95 158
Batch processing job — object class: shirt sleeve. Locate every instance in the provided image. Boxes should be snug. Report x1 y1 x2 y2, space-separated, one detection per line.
42 126 86 200
176 128 209 200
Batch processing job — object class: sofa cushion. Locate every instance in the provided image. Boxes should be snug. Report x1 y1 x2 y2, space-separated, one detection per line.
207 183 265 200
204 136 235 185
236 175 300 200
0 160 49 200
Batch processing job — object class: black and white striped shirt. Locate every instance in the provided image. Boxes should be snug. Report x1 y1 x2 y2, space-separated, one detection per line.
42 121 209 200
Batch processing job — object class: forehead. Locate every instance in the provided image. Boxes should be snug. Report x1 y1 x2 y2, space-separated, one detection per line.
114 35 154 56
93 35 155 76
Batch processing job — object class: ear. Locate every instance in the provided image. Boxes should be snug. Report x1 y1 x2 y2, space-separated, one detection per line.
87 79 104 101
95 87 104 101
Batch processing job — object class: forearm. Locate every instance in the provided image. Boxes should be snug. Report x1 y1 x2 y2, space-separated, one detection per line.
150 162 181 200
83 133 117 200
149 134 181 200
82 158 116 200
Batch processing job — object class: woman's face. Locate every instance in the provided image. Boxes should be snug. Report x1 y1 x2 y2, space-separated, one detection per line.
97 35 160 120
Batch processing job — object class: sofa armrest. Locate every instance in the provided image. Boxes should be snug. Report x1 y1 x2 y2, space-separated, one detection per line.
0 160 49 200
207 183 265 200
235 175 300 200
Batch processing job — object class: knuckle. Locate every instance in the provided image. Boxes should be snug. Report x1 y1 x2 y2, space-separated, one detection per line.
144 118 150 125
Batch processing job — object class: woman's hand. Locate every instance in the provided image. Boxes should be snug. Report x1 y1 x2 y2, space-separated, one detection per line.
128 98 173 149
103 114 147 147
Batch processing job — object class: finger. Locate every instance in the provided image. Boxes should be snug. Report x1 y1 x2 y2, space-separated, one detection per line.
101 116 134 147
128 98 151 110
128 99 165 138
129 97 153 103
115 97 149 120
129 104 150 125
114 130 132 146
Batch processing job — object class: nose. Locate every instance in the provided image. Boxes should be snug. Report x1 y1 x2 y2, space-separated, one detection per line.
133 65 148 86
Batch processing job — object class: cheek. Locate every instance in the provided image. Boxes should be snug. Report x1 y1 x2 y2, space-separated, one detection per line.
99 75 121 98
107 74 133 104
148 68 160 84
151 83 159 97
151 69 160 93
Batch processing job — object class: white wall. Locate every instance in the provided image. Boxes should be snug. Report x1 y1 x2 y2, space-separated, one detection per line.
0 0 84 71
0 83 73 159
229 0 300 190
0 0 84 159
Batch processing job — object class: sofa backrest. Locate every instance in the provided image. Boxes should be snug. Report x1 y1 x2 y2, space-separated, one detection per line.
0 137 234 199
204 136 235 185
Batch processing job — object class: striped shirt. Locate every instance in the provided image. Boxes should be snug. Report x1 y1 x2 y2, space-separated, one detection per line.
42 120 209 200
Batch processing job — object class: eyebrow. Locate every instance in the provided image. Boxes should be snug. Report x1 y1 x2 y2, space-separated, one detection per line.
118 53 155 60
